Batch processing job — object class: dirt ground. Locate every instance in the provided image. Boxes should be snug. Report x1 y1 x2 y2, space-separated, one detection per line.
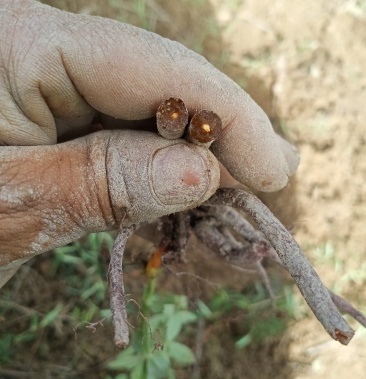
2 0 366 378
214 1 366 377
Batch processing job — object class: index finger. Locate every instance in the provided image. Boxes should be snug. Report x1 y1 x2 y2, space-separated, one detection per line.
59 17 297 191
8 2 298 191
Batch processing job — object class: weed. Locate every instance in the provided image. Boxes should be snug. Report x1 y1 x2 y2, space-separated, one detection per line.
108 277 197 378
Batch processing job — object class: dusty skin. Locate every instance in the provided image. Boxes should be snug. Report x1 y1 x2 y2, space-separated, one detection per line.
0 1 365 378
0 130 220 287
0 0 299 288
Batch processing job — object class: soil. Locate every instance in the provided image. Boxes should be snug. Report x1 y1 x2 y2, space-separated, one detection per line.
215 1 366 377
1 0 366 378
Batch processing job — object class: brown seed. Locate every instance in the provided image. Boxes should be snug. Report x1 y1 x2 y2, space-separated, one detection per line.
156 98 188 139
187 110 222 147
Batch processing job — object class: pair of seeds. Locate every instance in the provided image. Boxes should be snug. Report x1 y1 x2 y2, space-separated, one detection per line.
156 97 222 147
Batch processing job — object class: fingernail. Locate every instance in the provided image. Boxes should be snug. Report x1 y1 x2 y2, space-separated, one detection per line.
150 144 218 206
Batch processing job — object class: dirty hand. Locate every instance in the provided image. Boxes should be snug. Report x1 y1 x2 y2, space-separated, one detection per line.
0 0 299 287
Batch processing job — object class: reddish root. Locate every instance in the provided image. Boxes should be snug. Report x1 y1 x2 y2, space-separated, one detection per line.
186 110 222 147
156 97 188 139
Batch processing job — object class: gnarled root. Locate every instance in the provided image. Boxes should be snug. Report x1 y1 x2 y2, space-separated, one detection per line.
109 226 136 349
205 188 355 345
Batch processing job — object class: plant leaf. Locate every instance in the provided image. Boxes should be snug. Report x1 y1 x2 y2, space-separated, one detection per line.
147 352 170 378
166 311 197 341
235 333 252 349
39 303 63 329
168 341 195 365
130 362 145 379
196 300 212 318
107 348 137 370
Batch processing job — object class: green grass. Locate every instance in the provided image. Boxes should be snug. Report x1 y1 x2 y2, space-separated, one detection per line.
0 232 294 378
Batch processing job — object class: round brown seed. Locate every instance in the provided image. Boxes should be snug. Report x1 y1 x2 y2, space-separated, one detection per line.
187 110 222 147
156 98 189 139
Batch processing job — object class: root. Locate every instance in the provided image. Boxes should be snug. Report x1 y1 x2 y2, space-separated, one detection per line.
205 188 355 345
109 226 136 349
329 290 366 328
106 190 365 348
104 98 365 349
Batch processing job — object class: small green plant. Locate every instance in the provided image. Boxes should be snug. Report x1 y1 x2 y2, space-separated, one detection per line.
108 277 196 379
107 273 294 378
52 232 114 303
196 282 294 350
0 229 294 378
0 334 14 364
0 232 114 363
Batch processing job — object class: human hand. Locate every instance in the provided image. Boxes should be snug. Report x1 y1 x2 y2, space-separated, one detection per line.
0 0 299 287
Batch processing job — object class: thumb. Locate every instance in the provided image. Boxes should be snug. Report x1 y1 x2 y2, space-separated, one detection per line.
0 130 219 287
104 130 220 224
